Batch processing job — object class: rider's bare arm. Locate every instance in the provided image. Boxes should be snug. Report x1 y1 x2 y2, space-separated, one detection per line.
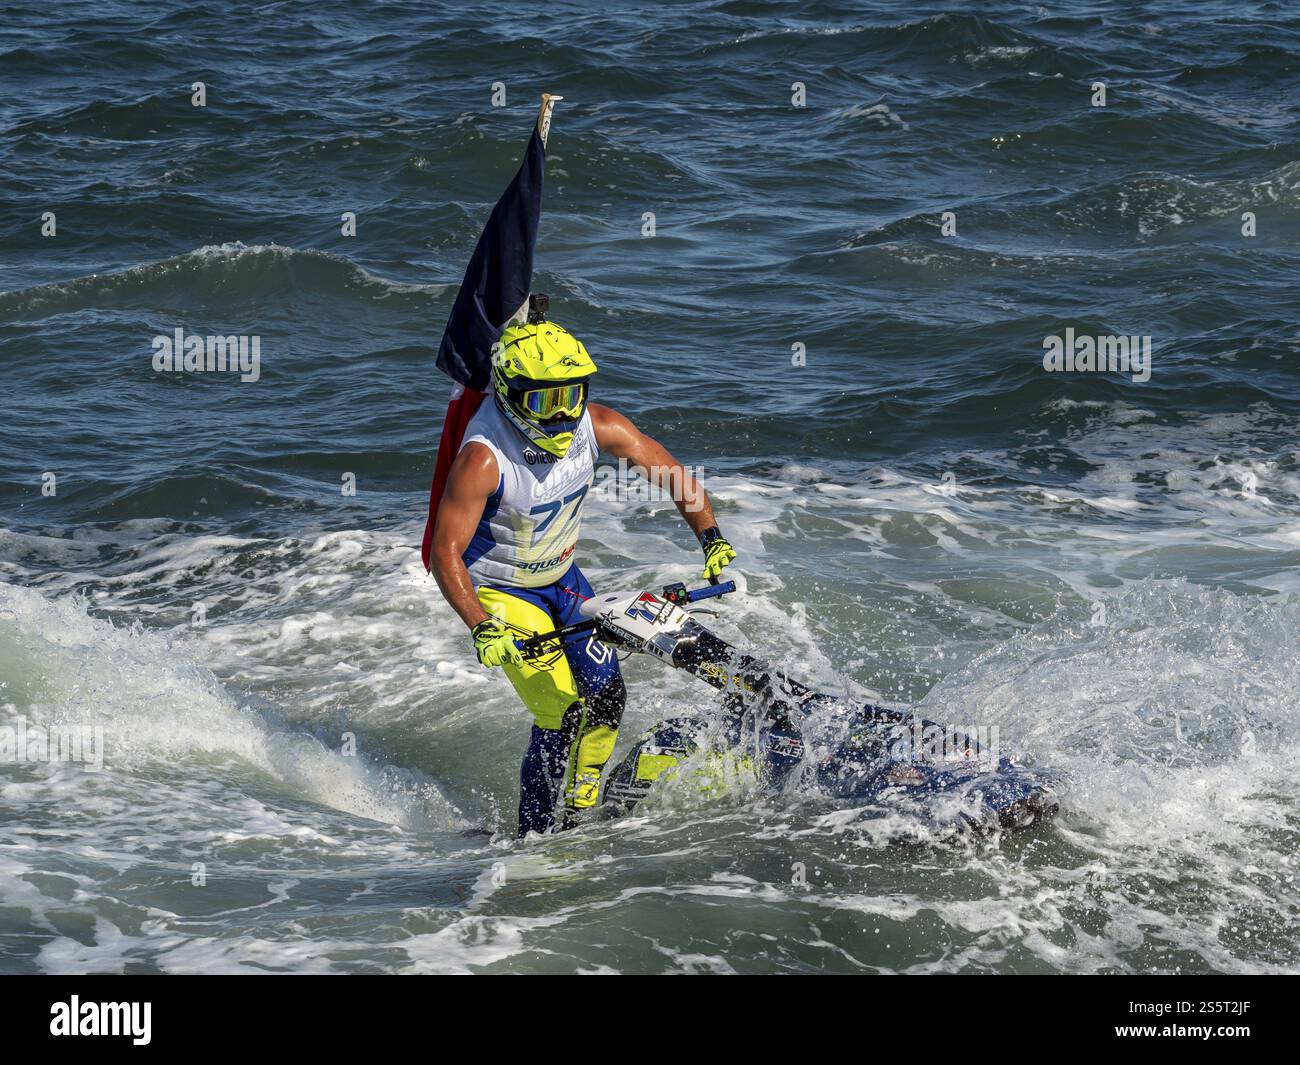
431 441 499 630
589 402 721 538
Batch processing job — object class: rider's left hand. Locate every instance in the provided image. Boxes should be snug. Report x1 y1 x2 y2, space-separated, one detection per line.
699 528 737 582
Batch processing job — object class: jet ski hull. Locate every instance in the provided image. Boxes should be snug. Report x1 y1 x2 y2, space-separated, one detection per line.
603 710 1058 838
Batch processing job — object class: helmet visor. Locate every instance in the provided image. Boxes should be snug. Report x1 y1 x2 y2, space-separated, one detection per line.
517 381 587 421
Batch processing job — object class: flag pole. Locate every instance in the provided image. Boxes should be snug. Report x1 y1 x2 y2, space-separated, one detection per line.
538 92 562 147
505 93 563 327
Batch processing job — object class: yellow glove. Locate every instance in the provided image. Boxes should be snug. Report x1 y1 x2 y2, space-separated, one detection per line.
699 527 737 582
471 618 524 669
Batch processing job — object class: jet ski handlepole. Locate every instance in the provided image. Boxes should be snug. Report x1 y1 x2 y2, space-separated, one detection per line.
514 619 600 656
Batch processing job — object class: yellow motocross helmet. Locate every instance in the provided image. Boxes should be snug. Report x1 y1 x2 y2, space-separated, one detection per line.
493 316 597 458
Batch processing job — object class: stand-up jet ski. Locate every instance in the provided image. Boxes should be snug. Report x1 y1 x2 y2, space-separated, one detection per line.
518 580 1058 838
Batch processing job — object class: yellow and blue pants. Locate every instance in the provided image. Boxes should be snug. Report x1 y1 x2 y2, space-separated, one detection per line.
477 565 625 836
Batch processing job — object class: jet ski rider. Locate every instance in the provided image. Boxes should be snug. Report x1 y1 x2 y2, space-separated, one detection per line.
430 298 737 836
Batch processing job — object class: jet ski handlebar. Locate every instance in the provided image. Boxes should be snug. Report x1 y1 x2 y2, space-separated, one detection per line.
513 579 737 657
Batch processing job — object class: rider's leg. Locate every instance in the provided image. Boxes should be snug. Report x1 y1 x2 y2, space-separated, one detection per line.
476 584 585 836
517 704 582 835
553 566 626 819
562 671 625 816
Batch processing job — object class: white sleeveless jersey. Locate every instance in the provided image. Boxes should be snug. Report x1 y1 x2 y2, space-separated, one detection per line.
459 398 598 589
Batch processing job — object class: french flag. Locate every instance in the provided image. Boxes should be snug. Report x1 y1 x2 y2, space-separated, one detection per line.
420 95 559 572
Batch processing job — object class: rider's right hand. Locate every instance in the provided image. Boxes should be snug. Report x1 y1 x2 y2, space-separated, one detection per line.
471 618 525 669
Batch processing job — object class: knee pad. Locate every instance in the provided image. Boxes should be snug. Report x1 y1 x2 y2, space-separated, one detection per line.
582 674 626 731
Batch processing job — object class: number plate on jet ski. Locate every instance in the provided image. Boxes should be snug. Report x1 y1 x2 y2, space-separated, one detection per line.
625 591 671 624
580 589 689 658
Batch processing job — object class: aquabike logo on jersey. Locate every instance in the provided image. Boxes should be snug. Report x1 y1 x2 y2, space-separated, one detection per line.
520 543 575 575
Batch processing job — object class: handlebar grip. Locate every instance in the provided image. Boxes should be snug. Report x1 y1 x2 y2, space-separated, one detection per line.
687 579 735 603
